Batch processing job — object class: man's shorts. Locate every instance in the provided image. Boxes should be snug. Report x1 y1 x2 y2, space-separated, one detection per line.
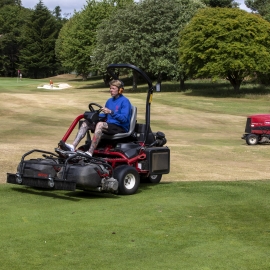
105 123 126 135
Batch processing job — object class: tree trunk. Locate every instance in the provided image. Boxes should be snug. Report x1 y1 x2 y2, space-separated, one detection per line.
103 73 110 86
180 78 185 90
132 70 138 91
82 73 88 81
179 72 187 91
226 71 242 91
232 81 241 91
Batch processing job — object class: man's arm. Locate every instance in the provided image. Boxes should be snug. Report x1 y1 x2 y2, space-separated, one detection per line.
110 99 131 123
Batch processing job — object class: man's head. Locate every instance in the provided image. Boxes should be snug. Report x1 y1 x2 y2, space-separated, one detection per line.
109 80 124 97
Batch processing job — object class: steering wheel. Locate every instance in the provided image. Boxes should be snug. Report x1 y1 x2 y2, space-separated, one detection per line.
88 103 103 112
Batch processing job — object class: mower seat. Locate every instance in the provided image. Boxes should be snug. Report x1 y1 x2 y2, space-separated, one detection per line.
101 105 137 140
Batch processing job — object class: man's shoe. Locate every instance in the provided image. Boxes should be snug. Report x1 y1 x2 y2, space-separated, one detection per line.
65 143 74 152
85 151 92 157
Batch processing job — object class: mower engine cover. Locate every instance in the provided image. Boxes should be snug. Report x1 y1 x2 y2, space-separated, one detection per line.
145 147 170 174
242 114 270 145
245 114 270 133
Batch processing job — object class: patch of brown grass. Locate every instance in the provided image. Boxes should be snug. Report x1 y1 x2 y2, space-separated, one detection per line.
1 83 269 184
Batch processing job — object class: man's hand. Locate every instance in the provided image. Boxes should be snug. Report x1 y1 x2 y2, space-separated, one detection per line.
101 107 112 114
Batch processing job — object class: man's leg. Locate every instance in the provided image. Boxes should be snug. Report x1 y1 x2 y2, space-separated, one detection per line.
65 120 93 151
72 121 91 148
88 122 108 155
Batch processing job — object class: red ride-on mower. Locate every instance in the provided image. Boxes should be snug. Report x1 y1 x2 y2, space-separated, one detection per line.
7 64 170 195
242 114 270 145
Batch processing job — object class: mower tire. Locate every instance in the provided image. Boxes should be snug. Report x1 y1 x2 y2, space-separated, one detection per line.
246 134 259 145
113 165 140 195
143 174 162 184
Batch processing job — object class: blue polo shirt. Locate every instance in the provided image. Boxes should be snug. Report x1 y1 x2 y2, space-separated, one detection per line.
102 95 132 132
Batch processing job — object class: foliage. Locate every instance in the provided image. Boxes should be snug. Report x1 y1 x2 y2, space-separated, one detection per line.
112 0 134 7
0 0 69 78
52 5 69 22
179 8 270 91
0 0 21 8
0 5 31 76
94 0 205 85
201 0 238 7
18 1 61 78
55 0 124 80
245 0 270 21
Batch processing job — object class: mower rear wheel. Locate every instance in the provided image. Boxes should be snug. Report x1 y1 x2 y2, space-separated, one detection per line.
143 174 162 184
113 165 140 195
246 134 259 145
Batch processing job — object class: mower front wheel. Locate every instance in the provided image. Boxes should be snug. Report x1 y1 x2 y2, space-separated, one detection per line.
113 165 140 195
246 134 259 145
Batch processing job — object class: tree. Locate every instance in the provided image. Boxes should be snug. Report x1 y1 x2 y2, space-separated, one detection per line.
179 8 270 91
53 6 62 18
113 0 133 7
202 0 238 7
94 0 205 89
19 1 60 78
0 0 21 8
0 5 30 76
245 0 270 21
55 0 121 80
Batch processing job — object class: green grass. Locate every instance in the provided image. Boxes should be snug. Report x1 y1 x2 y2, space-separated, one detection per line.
1 181 270 269
2 75 270 269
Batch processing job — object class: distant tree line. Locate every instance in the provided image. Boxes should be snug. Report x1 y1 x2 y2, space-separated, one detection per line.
0 0 68 78
1 0 270 90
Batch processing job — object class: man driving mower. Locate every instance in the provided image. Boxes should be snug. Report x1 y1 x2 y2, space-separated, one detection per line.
64 79 132 156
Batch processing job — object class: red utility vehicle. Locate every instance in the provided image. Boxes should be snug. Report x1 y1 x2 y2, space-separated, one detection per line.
242 114 270 145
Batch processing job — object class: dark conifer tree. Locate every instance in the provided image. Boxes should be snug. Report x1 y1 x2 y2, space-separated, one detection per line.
19 1 60 78
0 5 29 76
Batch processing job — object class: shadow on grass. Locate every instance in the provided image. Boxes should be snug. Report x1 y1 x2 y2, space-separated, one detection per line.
11 187 80 201
76 77 270 99
9 182 173 202
159 80 270 98
11 186 119 201
77 81 107 90
138 181 173 192
65 75 104 83
66 190 119 200
76 76 153 92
